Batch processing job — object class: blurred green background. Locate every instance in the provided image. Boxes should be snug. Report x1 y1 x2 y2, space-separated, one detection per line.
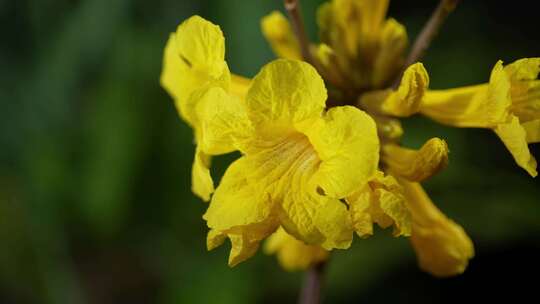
1 0 539 303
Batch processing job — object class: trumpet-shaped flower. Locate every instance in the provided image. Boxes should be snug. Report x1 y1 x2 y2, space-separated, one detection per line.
419 58 540 176
264 1 474 274
161 2 506 277
381 139 473 277
401 180 475 277
199 59 380 266
160 16 250 201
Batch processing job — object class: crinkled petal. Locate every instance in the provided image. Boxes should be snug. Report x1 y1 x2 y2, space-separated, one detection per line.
300 106 379 198
174 15 226 78
274 137 353 249
246 59 327 133
361 63 429 117
261 11 302 60
523 119 540 143
280 189 353 250
347 172 411 238
203 156 278 232
401 180 474 277
194 86 252 155
382 138 449 182
265 227 329 271
494 115 537 177
192 147 214 202
203 156 280 265
160 16 230 125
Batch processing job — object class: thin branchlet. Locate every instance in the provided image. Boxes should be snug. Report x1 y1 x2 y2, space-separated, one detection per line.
298 262 326 304
284 0 314 64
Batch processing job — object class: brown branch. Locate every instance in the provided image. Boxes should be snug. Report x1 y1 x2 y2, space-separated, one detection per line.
284 0 314 64
393 0 459 88
298 262 326 304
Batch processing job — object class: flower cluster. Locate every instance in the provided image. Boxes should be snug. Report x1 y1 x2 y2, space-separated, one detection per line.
161 0 538 278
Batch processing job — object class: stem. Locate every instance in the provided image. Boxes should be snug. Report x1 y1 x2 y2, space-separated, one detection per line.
284 0 314 64
298 262 326 304
393 0 459 88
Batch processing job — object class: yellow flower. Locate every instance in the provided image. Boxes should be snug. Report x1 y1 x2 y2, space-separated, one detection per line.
382 140 474 277
265 228 329 271
199 58 380 266
401 180 474 277
262 2 477 274
160 16 250 201
261 0 407 90
163 11 480 277
419 58 540 177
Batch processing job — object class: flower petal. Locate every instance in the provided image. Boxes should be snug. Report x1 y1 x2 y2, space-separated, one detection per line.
348 172 411 238
401 180 474 277
203 156 278 233
192 147 214 202
494 115 537 177
506 58 540 123
265 227 329 271
504 57 540 81
174 15 226 79
361 63 429 117
203 156 280 265
274 136 353 250
194 86 252 155
161 34 184 102
280 189 353 250
228 234 261 267
301 106 379 198
260 11 302 60
382 138 449 182
420 61 511 127
230 74 251 100
207 229 226 250
160 16 230 125
523 119 540 143
331 0 388 57
372 18 408 87
246 59 327 133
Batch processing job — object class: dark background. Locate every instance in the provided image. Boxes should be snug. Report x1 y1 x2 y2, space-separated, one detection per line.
1 0 539 303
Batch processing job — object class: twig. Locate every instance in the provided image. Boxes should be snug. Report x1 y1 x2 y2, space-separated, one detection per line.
393 0 459 88
284 0 314 64
298 262 326 304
